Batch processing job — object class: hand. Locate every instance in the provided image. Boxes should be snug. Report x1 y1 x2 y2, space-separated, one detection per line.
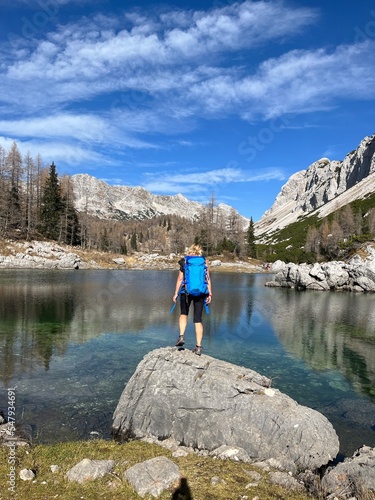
173 294 178 302
206 294 212 304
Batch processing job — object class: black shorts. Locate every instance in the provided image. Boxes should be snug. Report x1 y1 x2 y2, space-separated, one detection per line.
180 294 206 323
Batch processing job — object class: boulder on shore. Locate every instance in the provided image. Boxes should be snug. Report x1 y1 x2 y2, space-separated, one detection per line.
266 245 375 292
321 446 375 497
112 347 339 472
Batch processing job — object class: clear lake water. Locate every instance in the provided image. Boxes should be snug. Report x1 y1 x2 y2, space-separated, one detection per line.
0 268 374 458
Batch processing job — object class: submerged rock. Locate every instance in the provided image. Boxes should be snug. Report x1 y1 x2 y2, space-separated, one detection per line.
112 347 339 472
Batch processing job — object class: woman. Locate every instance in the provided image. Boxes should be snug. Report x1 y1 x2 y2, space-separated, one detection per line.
172 244 212 355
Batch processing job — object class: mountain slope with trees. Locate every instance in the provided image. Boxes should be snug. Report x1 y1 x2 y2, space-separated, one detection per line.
0 141 255 259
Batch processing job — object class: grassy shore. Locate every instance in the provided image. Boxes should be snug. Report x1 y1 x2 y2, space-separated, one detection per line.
0 438 320 500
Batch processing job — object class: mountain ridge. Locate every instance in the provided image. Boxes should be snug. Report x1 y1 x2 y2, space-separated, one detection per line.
71 173 249 226
255 133 375 238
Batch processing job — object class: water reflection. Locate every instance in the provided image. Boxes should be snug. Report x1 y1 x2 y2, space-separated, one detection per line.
0 269 374 456
0 269 175 384
257 287 375 400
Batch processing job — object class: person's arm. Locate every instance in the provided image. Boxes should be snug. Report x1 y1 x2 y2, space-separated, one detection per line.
173 270 184 302
206 267 212 304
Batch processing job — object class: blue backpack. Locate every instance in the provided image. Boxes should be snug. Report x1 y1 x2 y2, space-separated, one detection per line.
182 255 209 296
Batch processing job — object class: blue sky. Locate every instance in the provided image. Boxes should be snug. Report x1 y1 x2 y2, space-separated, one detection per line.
1 0 375 222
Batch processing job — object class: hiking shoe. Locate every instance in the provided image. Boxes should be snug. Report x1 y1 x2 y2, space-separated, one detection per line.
175 335 185 347
192 345 202 356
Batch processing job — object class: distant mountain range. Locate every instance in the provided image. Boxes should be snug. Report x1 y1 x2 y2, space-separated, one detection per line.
71 132 375 239
255 133 375 237
70 173 249 226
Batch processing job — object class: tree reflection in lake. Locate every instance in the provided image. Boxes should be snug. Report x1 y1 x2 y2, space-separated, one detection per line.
257 287 375 400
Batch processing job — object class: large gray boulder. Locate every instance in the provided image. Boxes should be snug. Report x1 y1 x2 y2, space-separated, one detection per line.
112 348 339 472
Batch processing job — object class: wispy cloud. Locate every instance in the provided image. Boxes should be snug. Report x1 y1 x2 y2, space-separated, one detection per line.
1 1 318 111
143 167 286 195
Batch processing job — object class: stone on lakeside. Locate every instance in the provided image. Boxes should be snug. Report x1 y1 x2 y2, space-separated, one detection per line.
124 456 181 498
321 446 375 497
66 458 115 483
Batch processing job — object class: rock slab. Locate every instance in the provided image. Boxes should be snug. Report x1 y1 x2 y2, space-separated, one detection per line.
112 347 339 472
322 446 375 496
66 458 115 483
124 456 180 498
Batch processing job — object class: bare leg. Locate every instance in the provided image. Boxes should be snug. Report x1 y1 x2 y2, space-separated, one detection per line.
179 315 188 336
194 322 203 347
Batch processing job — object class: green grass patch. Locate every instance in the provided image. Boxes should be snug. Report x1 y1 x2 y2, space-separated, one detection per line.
0 439 317 500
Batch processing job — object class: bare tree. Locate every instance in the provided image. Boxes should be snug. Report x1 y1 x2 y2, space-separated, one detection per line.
4 141 23 234
329 219 344 253
339 205 355 240
24 151 36 240
368 208 375 236
226 207 245 257
0 145 7 235
319 219 331 255
305 225 320 255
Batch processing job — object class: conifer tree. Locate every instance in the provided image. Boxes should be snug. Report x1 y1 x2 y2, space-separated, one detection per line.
63 195 80 245
60 176 80 246
40 162 64 240
100 228 110 251
246 217 256 258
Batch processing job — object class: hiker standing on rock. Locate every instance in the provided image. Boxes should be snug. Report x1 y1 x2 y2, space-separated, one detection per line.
173 244 212 355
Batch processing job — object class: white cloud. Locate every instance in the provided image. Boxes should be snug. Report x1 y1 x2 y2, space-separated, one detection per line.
1 1 318 102
143 167 286 194
0 136 107 168
0 114 108 141
0 111 161 153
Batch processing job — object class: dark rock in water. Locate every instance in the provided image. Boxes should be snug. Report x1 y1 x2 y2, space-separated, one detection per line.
112 347 339 472
320 397 375 456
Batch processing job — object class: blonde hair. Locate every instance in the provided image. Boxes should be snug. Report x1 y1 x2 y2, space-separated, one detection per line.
187 244 203 256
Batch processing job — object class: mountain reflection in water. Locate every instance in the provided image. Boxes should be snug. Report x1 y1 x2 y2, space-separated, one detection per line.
0 269 374 457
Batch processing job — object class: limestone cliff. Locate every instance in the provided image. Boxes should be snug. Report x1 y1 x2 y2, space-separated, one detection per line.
255 134 375 236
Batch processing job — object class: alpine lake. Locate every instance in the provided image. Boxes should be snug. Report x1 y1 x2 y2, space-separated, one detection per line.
1 268 375 459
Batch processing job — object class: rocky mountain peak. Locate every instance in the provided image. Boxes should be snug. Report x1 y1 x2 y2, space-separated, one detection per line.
255 133 375 236
71 173 248 226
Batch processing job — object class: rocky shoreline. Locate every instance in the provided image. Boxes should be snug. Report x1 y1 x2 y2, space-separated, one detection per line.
112 347 375 498
266 243 375 292
0 239 265 273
